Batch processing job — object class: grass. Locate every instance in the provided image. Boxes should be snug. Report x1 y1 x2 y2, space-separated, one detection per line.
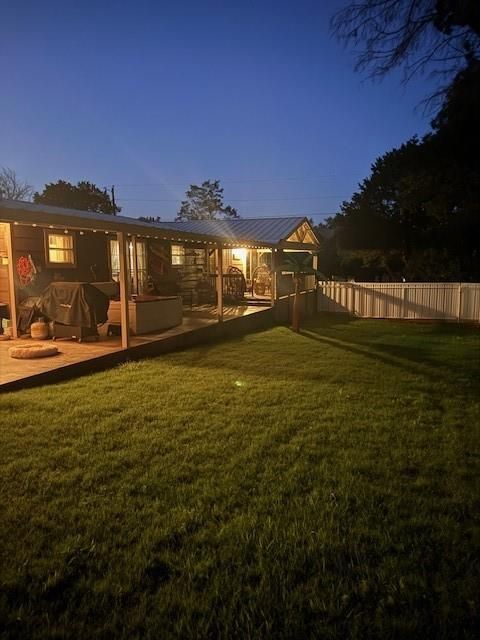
0 316 479 639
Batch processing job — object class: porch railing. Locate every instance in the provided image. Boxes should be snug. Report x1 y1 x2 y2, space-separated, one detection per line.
205 273 246 301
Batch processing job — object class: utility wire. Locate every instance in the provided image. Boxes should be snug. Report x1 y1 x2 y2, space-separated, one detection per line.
117 195 348 203
113 175 345 187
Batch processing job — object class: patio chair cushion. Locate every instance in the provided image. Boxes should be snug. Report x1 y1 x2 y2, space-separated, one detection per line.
9 343 59 359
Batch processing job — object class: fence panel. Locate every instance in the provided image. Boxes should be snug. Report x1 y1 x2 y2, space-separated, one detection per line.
317 282 480 323
275 289 318 324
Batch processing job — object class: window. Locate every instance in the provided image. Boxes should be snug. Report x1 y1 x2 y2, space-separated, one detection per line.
109 238 147 294
45 231 76 267
134 240 147 292
109 239 120 282
171 244 185 266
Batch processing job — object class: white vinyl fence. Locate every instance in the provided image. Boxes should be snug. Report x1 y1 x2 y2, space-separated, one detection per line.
317 282 480 322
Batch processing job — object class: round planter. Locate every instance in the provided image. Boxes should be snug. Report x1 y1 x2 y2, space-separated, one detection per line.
31 319 49 340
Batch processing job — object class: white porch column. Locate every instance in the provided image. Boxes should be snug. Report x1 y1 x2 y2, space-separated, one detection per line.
270 248 277 307
5 223 18 338
216 243 223 322
117 231 130 349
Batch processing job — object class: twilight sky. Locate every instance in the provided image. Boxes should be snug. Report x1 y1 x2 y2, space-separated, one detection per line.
2 0 439 222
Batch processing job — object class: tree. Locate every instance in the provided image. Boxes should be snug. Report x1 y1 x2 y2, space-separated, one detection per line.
138 216 161 223
328 127 479 280
329 2 480 281
0 167 33 200
332 0 480 86
176 180 238 221
34 180 120 215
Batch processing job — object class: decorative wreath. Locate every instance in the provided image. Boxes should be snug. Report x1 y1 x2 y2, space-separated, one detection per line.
16 255 36 287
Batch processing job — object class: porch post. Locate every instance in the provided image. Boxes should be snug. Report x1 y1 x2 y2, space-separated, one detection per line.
5 223 18 338
117 231 130 349
270 248 277 307
205 246 210 276
216 243 223 322
312 252 318 292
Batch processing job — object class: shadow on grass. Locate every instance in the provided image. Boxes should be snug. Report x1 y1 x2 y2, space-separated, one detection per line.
125 315 479 397
301 316 480 382
298 330 449 384
165 326 451 390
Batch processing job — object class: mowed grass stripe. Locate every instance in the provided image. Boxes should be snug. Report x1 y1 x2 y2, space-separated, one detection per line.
0 317 479 639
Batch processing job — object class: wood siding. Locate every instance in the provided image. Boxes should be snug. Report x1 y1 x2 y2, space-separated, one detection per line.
0 224 9 304
11 225 111 298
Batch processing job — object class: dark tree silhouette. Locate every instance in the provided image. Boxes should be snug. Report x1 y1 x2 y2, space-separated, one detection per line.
0 167 33 201
138 216 161 223
34 180 120 215
332 0 480 85
176 180 238 221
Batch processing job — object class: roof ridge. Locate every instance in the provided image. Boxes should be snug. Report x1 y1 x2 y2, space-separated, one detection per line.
157 215 306 223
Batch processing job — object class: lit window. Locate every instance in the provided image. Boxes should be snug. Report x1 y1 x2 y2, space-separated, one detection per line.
109 239 147 294
171 244 185 266
109 239 120 281
45 231 76 266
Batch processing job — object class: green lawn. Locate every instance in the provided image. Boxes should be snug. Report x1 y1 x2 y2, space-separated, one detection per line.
0 317 479 639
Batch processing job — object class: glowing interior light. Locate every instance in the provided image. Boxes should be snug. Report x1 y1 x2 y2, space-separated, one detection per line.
233 248 247 262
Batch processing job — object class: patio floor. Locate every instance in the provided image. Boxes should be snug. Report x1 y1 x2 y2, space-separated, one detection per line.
0 304 270 391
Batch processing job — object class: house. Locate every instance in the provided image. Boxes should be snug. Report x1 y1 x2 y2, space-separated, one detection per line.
0 200 320 348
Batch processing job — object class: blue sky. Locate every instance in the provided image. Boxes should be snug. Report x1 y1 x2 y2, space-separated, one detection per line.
2 0 438 222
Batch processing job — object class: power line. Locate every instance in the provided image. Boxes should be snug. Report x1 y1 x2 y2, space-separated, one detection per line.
114 175 344 187
117 195 348 203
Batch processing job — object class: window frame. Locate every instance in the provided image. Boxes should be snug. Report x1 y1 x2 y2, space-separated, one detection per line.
171 243 185 266
109 237 148 294
44 229 77 268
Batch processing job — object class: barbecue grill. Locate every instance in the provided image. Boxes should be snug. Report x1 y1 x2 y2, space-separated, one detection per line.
38 282 109 342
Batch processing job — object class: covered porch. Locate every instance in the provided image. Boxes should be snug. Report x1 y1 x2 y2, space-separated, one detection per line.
0 201 320 389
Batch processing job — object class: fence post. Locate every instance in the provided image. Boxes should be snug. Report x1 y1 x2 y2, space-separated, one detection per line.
402 286 408 318
457 284 462 322
351 283 356 316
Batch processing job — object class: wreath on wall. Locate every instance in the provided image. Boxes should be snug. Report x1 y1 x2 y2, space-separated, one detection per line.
16 255 37 287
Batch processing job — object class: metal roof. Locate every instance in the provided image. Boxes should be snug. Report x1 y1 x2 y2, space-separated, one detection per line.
157 217 313 245
0 201 319 248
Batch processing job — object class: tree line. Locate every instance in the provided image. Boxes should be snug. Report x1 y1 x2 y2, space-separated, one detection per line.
0 172 238 223
317 0 480 281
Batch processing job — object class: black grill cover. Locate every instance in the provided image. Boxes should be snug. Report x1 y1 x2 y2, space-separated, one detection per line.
38 282 109 328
